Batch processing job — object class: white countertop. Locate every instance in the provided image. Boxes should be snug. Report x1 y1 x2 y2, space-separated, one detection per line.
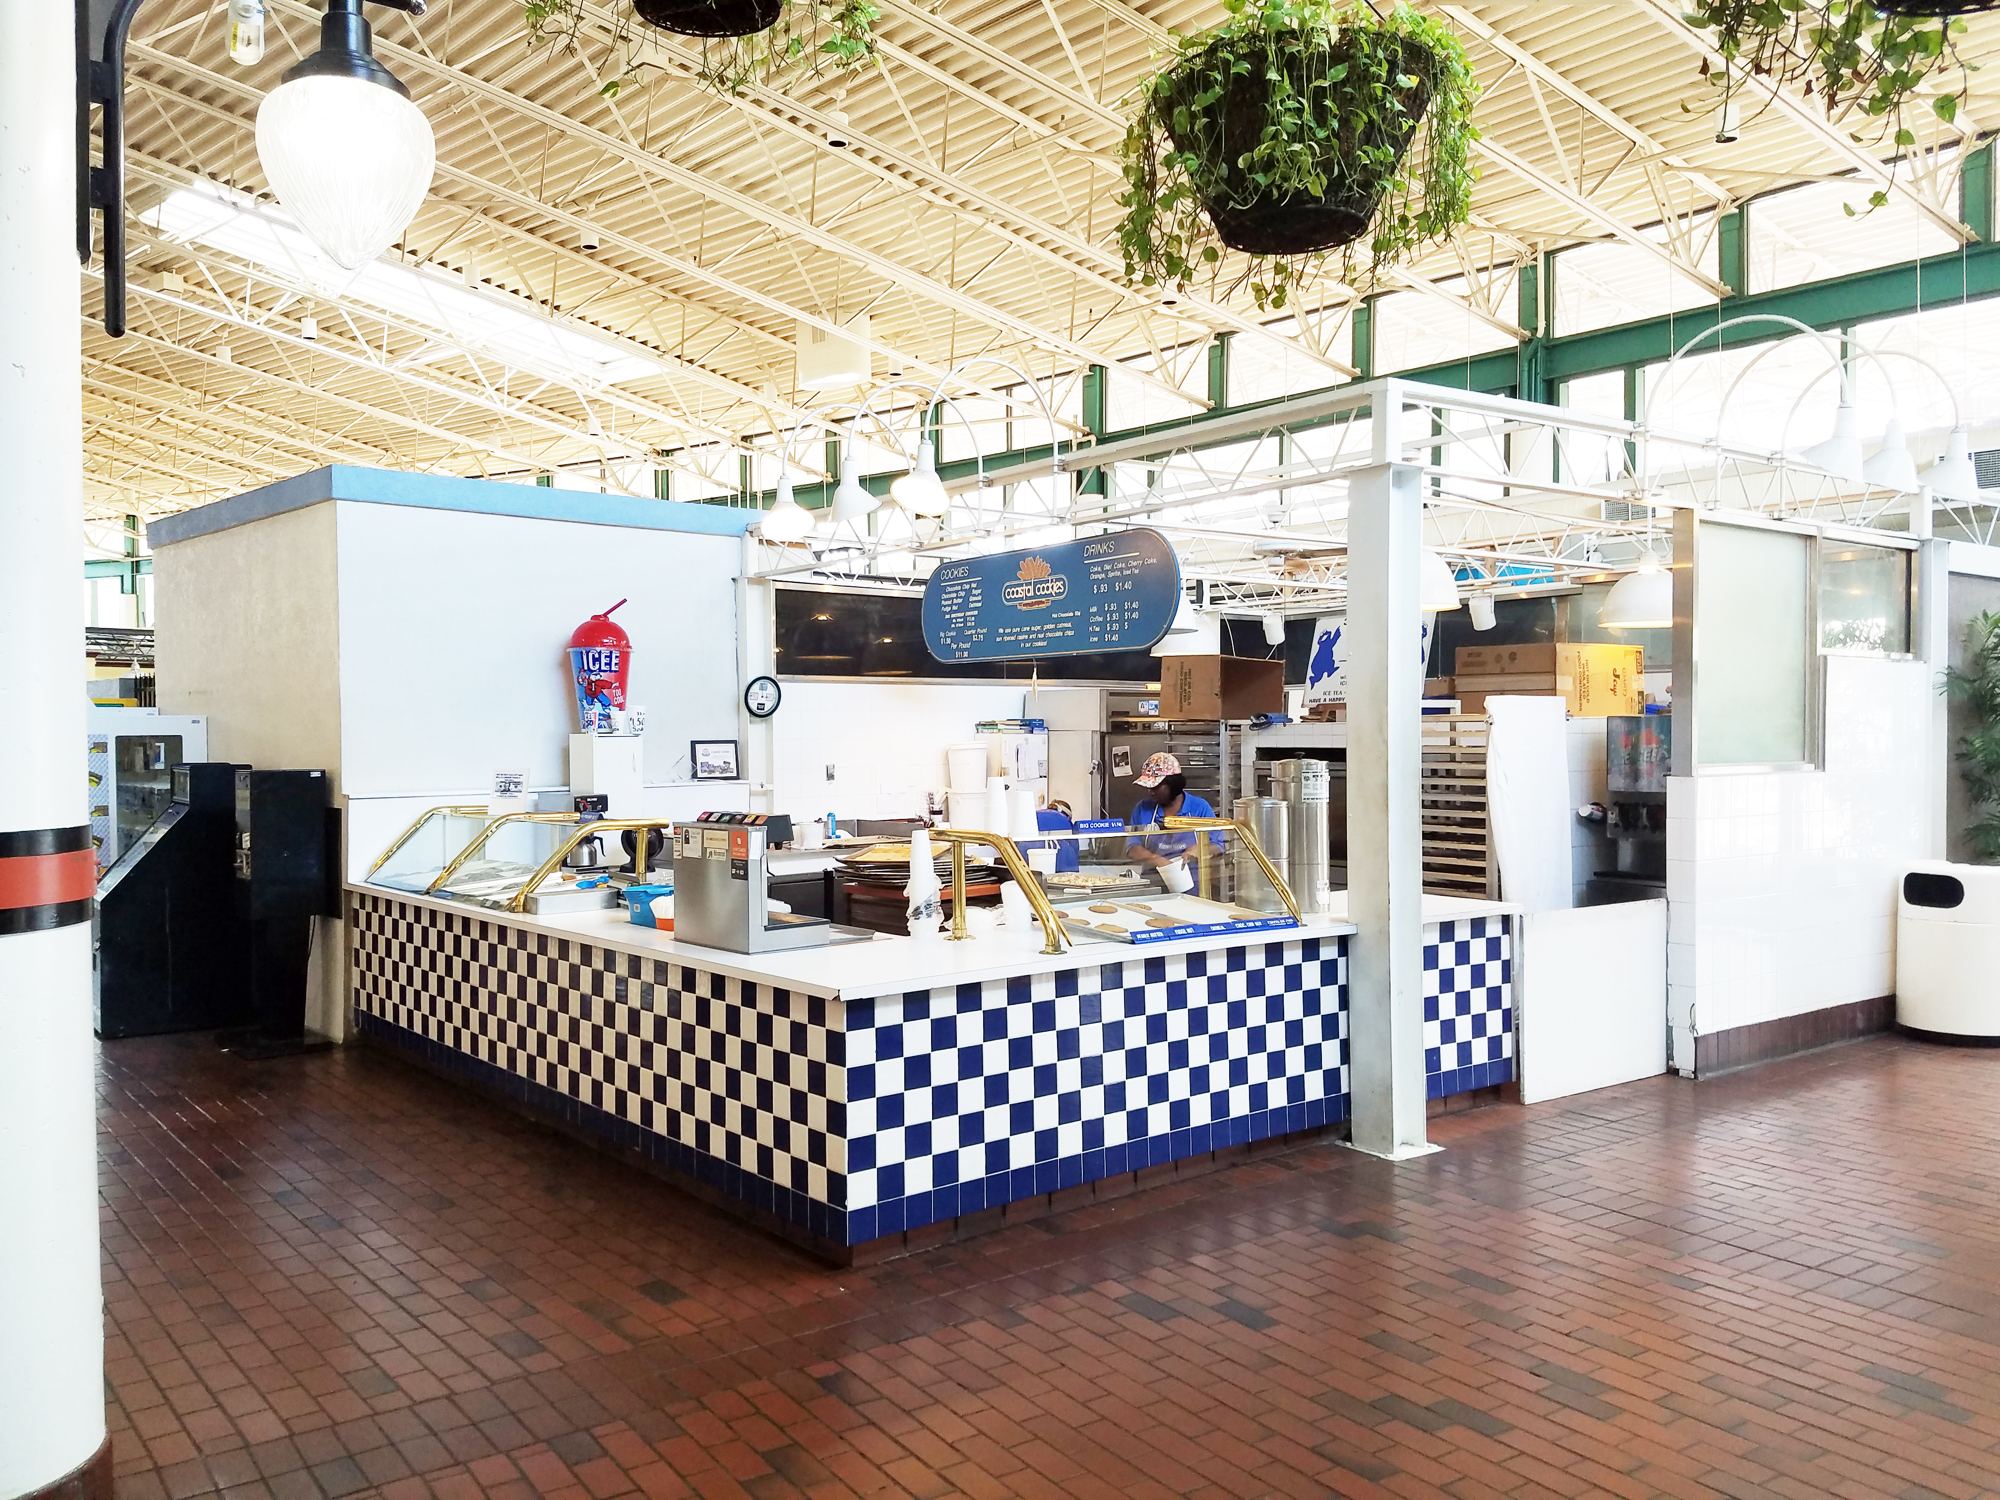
351 882 1514 1004
351 881 1358 1002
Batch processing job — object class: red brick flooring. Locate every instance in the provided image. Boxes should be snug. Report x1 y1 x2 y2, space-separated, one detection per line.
97 1030 2000 1500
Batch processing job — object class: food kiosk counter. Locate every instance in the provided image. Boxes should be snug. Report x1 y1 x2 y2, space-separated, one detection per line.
347 824 1513 1264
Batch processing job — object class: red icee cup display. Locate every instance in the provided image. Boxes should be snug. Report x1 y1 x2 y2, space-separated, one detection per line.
569 599 632 732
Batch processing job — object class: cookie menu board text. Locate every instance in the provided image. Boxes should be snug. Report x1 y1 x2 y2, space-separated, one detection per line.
921 528 1182 662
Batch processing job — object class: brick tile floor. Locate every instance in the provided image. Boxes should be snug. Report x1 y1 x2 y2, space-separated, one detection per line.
95 1030 2000 1499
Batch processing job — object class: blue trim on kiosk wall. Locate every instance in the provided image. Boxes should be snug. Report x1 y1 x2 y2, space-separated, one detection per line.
147 465 759 548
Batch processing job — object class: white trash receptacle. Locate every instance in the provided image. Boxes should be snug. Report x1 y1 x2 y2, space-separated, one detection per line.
1897 860 2000 1042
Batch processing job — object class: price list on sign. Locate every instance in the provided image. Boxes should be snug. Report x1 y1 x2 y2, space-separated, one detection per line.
921 528 1182 662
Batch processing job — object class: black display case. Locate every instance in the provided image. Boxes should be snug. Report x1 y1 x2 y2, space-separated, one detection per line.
95 761 251 1038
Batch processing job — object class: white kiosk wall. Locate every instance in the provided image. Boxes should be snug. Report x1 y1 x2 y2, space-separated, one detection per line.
152 467 753 1038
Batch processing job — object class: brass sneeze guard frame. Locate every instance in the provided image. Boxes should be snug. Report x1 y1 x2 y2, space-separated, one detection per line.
499 819 675 912
366 805 492 879
1158 817 1302 920
424 811 580 894
927 828 1071 956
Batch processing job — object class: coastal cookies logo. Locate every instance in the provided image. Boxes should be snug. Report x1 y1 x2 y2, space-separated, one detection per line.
1001 554 1065 610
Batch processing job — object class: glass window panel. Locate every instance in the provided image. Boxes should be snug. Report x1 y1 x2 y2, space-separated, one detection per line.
1552 213 1719 336
1819 542 1911 654
1697 522 1811 765
1856 299 2000 433
1559 370 1625 487
1747 173 1958 292
1104 347 1206 431
1373 276 1516 375
1226 309 1352 406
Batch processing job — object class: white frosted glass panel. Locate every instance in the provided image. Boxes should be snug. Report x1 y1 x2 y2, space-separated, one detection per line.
1748 175 1957 292
1227 313 1351 406
1373 276 1515 375
1552 213 1718 336
1820 542 1911 654
1698 523 1810 764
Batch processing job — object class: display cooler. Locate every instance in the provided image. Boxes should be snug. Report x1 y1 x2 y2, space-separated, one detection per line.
87 707 208 871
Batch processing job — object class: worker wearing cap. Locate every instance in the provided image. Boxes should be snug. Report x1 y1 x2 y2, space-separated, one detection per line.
1126 752 1220 867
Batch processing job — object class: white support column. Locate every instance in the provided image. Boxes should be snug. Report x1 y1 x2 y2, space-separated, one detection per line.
1344 459 1436 1160
0 0 109 1490
1918 535 1952 859
737 535 778 813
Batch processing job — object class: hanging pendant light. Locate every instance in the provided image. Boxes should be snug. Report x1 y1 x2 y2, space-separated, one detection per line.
1467 593 1497 632
827 426 878 524
256 0 436 272
1420 548 1462 612
761 469 813 541
1601 561 1674 631
1925 425 1984 502
889 439 949 516
1798 401 1865 483
1861 417 1919 492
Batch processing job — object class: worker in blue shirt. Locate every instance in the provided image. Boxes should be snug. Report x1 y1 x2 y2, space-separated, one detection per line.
1126 753 1220 868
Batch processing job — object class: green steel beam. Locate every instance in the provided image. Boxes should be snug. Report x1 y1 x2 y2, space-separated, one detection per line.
1208 335 1230 407
1352 298 1375 381
744 241 2000 513
1541 239 2000 381
1718 208 1747 296
1964 143 1995 243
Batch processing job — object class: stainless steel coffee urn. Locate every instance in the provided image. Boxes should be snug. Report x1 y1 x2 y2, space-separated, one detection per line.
1231 796 1290 913
1271 758 1330 915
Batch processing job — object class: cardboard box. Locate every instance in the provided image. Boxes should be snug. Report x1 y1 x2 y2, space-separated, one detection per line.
1453 643 1642 717
1424 677 1455 698
1156 654 1285 720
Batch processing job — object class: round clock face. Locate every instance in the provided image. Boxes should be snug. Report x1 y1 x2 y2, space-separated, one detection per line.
744 675 783 718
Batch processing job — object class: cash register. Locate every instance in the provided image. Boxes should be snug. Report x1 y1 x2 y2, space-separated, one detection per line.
672 811 871 954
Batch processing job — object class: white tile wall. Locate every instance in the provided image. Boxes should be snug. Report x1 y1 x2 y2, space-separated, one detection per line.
1666 655 1931 1069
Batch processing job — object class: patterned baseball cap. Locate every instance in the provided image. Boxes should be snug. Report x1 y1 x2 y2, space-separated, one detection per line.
1133 751 1182 788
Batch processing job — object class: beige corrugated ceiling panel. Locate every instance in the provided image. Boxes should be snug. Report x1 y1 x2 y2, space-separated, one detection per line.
88 0 2000 516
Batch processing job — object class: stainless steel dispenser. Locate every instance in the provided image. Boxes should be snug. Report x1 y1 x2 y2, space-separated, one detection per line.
1272 758 1330 916
1231 796 1291 913
672 813 834 954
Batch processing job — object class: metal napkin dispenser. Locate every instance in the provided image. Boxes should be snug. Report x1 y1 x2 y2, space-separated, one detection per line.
671 814 832 953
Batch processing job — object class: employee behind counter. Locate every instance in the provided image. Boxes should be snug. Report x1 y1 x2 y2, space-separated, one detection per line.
1125 752 1222 869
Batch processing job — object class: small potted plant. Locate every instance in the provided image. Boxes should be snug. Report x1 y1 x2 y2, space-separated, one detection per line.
1685 0 1979 179
1118 0 1479 310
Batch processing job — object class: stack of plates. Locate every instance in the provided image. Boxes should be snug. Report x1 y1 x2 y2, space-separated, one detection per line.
834 843 1003 890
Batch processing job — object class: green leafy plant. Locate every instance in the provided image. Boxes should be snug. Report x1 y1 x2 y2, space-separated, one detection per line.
523 0 878 96
1117 0 1480 311
690 0 879 94
1945 609 2000 861
1682 0 1976 211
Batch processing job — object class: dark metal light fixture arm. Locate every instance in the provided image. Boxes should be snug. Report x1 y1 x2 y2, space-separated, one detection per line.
76 0 426 337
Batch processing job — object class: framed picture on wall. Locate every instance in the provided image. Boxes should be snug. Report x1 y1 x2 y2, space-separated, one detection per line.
691 739 740 781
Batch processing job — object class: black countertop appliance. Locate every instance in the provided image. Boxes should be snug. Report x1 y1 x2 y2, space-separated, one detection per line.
96 760 252 1038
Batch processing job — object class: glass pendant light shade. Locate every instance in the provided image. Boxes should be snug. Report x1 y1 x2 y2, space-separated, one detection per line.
1926 425 1983 502
1260 611 1286 646
1468 593 1497 631
889 439 948 515
1420 548 1462 612
1861 417 1919 492
256 2 435 273
761 472 813 541
1601 563 1673 631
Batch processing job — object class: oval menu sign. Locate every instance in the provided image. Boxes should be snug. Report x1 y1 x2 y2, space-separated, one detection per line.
921 528 1183 662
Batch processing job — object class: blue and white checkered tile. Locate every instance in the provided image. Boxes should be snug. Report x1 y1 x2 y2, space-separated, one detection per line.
349 892 849 1242
842 937 1348 1244
1423 914 1513 1099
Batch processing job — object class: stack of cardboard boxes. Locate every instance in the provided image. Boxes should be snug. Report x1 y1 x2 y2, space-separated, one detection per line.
1427 642 1643 717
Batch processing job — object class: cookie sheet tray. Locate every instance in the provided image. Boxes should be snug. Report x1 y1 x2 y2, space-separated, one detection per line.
1051 892 1300 945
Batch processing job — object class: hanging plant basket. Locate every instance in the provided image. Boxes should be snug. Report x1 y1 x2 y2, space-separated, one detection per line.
631 0 781 38
1682 0 1976 141
1870 0 1997 13
1118 0 1479 311
1161 30 1440 257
